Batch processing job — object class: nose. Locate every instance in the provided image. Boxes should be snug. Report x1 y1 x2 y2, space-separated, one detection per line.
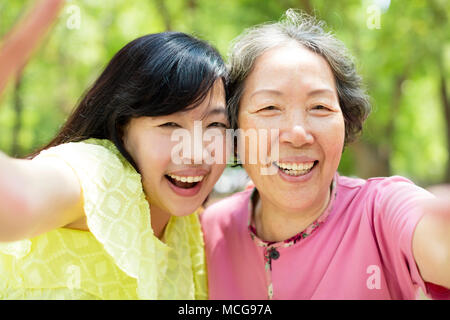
171 124 205 165
279 112 314 147
176 124 226 165
188 124 207 164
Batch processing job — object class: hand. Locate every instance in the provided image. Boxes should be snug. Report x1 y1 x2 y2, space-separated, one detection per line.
0 0 64 97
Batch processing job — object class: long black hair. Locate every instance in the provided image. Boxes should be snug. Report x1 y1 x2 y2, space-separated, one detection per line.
31 32 227 170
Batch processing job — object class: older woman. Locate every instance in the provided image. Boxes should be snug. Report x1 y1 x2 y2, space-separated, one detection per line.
201 10 450 300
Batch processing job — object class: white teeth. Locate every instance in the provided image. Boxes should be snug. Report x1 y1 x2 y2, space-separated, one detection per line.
168 174 205 183
276 161 314 170
287 169 307 176
275 161 315 176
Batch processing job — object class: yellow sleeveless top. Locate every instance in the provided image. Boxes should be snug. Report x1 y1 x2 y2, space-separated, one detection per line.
0 139 207 299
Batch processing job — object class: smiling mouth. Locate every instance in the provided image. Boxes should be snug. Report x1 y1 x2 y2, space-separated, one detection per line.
165 174 205 189
274 160 319 176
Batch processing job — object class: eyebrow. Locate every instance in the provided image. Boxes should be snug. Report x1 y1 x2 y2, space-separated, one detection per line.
200 107 228 120
250 88 336 98
250 89 283 98
307 88 336 97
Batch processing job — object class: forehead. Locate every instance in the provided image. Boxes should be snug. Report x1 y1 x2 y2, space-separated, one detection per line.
180 78 226 119
244 43 336 95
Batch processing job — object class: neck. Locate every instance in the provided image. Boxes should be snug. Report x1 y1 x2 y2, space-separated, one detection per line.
148 203 171 240
253 190 330 243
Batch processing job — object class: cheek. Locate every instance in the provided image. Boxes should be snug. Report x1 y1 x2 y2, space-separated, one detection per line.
238 114 274 165
137 145 172 183
138 153 172 208
239 112 276 130
239 118 268 177
138 158 163 193
209 132 230 165
316 116 345 159
209 163 227 184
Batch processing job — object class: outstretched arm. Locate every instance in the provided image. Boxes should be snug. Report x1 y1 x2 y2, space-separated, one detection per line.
0 0 64 96
0 151 84 242
413 186 450 289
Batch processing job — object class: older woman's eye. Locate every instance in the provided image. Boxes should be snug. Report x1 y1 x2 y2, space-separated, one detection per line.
312 105 330 111
259 106 278 111
159 122 181 128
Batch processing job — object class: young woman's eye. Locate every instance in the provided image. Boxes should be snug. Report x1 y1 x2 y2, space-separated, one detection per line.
159 122 181 128
207 122 229 129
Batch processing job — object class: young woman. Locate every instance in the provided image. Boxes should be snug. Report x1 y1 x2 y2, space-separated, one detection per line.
0 32 229 299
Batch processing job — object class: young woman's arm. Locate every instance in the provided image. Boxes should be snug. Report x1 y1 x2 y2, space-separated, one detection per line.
0 0 64 96
0 151 84 242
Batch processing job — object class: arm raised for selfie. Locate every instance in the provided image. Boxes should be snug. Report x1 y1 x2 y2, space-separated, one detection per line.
0 151 84 242
0 0 64 96
413 187 450 289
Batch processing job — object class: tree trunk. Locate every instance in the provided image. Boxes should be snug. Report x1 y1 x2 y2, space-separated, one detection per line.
348 139 390 179
299 0 313 15
382 73 407 175
429 0 449 182
350 73 407 178
154 0 172 31
11 73 23 157
187 0 197 10
439 71 450 182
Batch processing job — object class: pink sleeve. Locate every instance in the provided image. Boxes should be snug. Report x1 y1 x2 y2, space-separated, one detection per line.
372 176 450 300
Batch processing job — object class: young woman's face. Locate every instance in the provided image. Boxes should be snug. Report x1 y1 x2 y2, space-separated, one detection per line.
238 43 345 213
123 79 228 217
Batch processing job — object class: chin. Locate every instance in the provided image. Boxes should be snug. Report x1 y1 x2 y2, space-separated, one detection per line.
169 205 201 217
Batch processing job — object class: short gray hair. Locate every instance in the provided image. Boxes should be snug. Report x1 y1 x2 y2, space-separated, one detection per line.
227 9 371 144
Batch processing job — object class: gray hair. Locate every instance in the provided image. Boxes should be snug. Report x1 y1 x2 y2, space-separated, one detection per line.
227 9 371 144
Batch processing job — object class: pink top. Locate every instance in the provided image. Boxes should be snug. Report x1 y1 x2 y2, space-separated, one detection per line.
200 174 450 300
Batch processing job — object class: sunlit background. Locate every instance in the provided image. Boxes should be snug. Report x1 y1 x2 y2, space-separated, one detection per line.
0 0 448 197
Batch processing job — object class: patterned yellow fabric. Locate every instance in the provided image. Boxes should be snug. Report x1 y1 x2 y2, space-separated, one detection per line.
0 139 207 300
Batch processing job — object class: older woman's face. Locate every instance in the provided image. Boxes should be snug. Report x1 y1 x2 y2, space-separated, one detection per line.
238 43 345 213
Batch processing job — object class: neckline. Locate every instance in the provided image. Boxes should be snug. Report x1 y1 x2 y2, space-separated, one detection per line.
247 173 338 248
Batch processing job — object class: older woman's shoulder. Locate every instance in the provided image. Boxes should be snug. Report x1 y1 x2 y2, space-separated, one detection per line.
336 174 431 204
338 174 418 190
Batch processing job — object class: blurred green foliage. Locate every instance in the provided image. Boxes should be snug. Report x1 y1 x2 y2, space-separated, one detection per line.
0 0 449 186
